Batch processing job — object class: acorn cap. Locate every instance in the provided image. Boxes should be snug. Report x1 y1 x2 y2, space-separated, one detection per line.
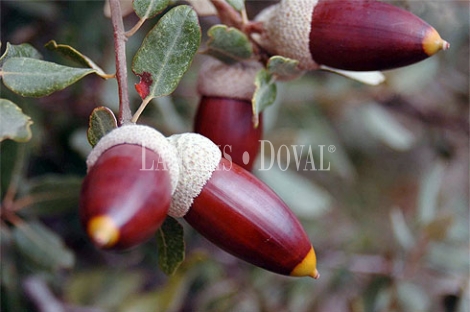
197 57 264 101
253 0 319 70
167 133 221 217
86 124 180 194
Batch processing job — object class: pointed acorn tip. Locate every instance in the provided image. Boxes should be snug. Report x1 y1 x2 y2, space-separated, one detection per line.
290 247 319 279
423 27 450 56
87 215 119 248
442 40 450 51
311 269 320 279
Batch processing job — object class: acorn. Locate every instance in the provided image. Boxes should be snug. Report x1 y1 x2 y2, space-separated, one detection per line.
254 0 450 71
195 58 263 171
167 133 319 278
80 125 179 250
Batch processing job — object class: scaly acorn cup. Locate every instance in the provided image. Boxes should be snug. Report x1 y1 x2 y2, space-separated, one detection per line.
80 125 179 250
254 0 450 71
195 58 264 171
167 133 319 278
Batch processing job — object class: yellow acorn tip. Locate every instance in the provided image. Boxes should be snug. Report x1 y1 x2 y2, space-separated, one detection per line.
290 247 320 279
423 27 450 56
87 215 119 248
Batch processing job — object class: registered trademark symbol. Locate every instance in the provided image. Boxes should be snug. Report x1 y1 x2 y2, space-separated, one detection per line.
328 145 336 153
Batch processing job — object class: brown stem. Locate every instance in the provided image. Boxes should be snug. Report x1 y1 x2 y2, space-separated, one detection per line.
125 17 146 37
109 0 133 125
9 193 68 212
131 97 152 123
211 0 243 29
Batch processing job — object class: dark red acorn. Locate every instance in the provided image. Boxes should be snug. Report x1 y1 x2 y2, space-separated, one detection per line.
167 133 319 278
80 125 179 250
194 96 263 171
309 0 449 71
195 58 264 171
254 0 449 71
185 158 317 277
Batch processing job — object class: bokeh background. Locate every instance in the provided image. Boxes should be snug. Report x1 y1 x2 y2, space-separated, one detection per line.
1 1 469 311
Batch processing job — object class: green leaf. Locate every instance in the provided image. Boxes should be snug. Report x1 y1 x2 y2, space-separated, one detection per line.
396 281 430 312
427 242 470 273
252 69 276 127
361 103 415 151
418 161 445 225
267 56 304 81
0 99 33 142
390 207 415 250
132 5 201 100
0 42 42 66
12 220 75 271
1 57 96 97
19 175 82 217
204 25 253 64
226 0 245 11
44 40 111 78
87 106 118 147
133 0 170 19
156 217 185 275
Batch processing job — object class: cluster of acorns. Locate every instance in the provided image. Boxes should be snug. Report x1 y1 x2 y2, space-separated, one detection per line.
80 125 319 278
80 0 448 278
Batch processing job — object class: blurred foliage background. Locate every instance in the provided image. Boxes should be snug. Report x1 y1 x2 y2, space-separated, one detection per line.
1 1 469 311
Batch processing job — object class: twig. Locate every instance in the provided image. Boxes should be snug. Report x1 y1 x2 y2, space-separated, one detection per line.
109 0 133 125
125 18 146 37
1 143 27 212
131 97 152 123
240 8 249 25
9 192 71 212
